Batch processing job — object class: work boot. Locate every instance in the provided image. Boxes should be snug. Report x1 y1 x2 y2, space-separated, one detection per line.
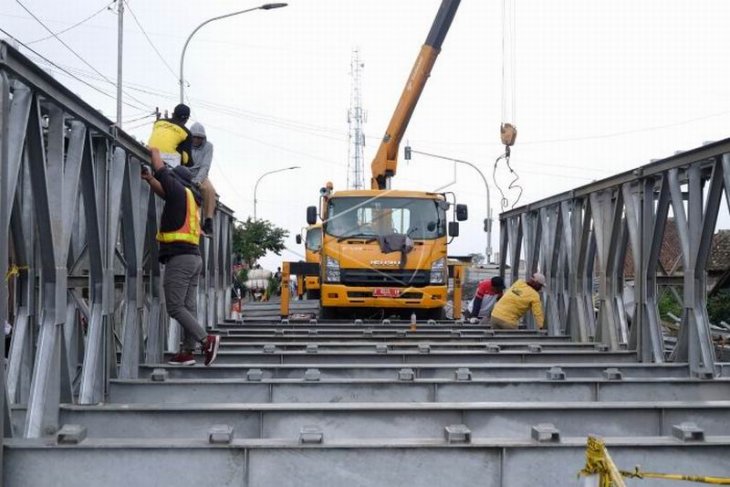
201 218 214 236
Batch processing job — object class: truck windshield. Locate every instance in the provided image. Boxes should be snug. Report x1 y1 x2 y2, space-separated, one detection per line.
326 197 446 240
305 227 322 251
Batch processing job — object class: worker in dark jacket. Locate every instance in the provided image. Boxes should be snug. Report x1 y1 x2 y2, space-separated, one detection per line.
141 148 220 366
148 104 193 167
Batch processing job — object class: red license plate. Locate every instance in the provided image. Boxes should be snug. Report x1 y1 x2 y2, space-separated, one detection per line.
373 288 401 298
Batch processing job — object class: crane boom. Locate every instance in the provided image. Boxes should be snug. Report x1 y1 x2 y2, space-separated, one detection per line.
370 0 461 190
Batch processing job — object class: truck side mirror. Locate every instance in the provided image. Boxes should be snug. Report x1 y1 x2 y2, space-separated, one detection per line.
448 221 460 237
456 204 468 222
306 206 317 225
295 235 302 245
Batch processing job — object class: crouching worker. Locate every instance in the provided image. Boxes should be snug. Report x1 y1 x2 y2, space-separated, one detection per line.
468 276 505 324
490 273 546 330
141 148 220 366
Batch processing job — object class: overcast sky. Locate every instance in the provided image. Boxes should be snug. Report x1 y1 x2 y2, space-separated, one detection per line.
4 0 730 270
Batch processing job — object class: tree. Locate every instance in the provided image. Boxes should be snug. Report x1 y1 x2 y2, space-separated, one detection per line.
232 217 289 268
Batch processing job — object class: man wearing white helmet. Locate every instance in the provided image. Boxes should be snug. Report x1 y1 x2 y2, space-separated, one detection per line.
190 122 217 236
490 272 546 330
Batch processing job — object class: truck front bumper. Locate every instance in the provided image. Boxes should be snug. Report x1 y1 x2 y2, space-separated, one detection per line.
320 284 447 309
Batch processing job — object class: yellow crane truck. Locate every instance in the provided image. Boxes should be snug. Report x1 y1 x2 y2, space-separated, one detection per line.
295 224 322 299
305 0 468 320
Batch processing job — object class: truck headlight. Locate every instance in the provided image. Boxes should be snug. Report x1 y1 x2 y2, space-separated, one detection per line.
324 255 340 283
430 258 446 284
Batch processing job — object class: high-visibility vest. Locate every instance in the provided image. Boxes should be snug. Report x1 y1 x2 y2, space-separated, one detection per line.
157 187 201 245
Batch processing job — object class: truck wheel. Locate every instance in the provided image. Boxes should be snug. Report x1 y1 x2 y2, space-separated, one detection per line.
319 306 336 320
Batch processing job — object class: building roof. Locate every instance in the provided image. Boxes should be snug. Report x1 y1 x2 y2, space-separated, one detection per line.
709 230 730 272
624 220 730 276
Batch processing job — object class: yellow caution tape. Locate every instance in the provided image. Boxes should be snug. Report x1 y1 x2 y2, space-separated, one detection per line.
580 436 730 485
5 264 28 282
579 436 626 487
621 467 730 485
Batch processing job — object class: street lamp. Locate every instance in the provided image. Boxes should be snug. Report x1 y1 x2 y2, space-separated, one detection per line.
254 166 300 219
179 3 288 103
405 146 494 263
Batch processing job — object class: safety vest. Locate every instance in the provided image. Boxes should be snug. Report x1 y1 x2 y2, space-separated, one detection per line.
156 187 201 245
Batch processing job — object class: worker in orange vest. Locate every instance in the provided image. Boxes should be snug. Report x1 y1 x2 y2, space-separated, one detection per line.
142 148 220 366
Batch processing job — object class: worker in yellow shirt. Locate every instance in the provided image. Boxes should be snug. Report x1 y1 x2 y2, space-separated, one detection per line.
490 272 546 329
148 104 193 167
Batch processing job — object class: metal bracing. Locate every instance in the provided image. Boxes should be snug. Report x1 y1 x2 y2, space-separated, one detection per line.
0 41 235 437
499 141 730 376
539 206 562 335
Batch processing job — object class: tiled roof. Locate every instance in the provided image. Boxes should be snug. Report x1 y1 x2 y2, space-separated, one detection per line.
624 219 682 277
624 220 730 276
709 230 730 271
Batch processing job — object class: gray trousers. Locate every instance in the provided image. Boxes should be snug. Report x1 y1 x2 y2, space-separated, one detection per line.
164 254 207 351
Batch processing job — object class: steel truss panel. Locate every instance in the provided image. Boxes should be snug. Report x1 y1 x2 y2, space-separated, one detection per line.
0 41 234 441
499 141 730 376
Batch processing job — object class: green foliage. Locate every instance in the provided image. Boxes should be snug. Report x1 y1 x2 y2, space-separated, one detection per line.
235 268 248 286
708 289 730 324
267 274 280 298
657 291 682 321
232 217 289 268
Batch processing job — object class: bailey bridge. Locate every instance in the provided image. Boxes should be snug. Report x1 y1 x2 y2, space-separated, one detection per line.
1 40 730 486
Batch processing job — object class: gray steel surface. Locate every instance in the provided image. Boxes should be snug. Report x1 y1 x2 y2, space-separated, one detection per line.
218 340 595 350
139 362 711 380
59 400 730 440
184 350 639 365
108 378 730 404
6 439 730 487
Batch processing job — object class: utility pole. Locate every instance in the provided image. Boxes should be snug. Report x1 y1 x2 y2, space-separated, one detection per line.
346 47 365 190
116 0 124 128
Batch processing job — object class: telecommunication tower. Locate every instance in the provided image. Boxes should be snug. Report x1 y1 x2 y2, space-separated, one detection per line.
347 47 366 189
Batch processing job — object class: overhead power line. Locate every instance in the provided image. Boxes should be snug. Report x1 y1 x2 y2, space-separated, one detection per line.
26 1 115 45
0 27 148 112
122 0 178 81
15 0 151 109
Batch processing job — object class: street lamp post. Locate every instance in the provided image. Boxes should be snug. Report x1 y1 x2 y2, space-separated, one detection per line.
405 146 493 263
179 3 288 103
254 166 300 219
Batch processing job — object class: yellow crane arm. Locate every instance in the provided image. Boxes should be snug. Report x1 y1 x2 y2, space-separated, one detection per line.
370 0 461 190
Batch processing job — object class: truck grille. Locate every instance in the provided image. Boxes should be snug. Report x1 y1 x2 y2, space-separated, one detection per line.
340 269 431 287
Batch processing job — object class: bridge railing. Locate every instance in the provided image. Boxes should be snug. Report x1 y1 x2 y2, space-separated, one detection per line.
499 139 730 378
0 41 235 438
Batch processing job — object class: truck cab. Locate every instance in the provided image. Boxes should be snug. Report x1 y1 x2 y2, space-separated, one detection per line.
308 189 466 319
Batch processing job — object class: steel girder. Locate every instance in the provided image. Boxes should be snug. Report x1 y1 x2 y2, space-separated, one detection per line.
0 41 235 437
498 145 730 376
5 440 730 487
